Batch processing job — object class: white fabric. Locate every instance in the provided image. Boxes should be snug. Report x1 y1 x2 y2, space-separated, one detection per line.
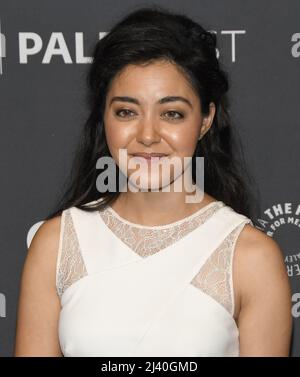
57 202 252 357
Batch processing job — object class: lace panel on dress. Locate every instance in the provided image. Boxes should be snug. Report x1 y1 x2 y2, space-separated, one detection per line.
56 209 88 297
99 202 225 257
190 222 247 316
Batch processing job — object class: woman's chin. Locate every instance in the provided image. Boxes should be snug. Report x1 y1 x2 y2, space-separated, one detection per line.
127 177 171 192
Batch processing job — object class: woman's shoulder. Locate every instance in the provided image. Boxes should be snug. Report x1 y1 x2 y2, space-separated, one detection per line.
234 223 286 279
16 215 63 356
232 223 292 354
234 223 290 307
25 214 63 282
31 214 62 251
235 223 283 262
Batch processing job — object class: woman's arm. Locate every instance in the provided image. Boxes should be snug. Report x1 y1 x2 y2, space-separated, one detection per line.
234 225 293 356
14 216 63 356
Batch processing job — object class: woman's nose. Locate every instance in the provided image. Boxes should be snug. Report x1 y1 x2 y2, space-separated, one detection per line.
135 116 161 145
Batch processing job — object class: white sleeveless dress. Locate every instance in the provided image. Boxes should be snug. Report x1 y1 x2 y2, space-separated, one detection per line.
55 199 254 357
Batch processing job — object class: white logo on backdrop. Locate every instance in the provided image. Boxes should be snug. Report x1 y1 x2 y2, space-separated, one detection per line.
257 202 300 278
291 33 300 57
292 292 300 318
18 30 246 64
0 292 6 318
0 26 248 77
1 28 299 68
258 203 300 277
257 202 300 319
0 19 6 75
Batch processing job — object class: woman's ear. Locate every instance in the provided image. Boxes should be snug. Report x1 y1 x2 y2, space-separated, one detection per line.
199 102 216 139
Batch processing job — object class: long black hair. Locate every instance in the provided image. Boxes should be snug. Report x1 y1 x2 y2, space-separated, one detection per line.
46 5 260 222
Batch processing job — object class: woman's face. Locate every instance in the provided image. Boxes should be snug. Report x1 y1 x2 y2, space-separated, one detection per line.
103 59 215 191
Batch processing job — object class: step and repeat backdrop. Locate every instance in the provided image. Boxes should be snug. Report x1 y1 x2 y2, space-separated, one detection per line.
0 0 299 356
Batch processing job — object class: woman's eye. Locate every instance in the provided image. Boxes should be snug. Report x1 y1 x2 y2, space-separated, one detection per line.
115 109 184 120
163 111 184 120
115 109 135 118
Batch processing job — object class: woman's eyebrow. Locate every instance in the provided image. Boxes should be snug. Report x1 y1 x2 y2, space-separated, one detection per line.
109 96 193 109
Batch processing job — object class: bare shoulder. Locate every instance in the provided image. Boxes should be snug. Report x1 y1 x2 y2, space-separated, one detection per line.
14 214 63 356
29 214 62 254
234 223 288 283
232 223 292 319
26 214 62 279
232 223 293 356
21 213 64 300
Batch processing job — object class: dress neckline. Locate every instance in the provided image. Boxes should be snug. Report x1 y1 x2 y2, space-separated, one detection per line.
104 200 224 230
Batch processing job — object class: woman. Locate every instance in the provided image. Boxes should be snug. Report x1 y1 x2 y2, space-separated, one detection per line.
14 6 292 356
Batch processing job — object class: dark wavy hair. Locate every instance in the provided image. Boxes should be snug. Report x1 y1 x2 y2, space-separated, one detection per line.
46 5 260 222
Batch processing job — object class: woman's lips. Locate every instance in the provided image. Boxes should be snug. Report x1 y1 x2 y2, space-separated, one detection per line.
130 154 168 163
132 153 167 158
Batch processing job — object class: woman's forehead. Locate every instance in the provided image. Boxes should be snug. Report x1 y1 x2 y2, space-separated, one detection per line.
107 62 198 103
